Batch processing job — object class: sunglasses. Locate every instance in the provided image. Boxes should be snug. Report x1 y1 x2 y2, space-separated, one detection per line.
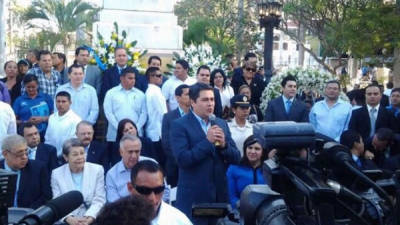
245 67 257 73
152 74 162 78
135 185 165 195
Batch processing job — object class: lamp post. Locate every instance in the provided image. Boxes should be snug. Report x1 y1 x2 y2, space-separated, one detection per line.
258 0 282 85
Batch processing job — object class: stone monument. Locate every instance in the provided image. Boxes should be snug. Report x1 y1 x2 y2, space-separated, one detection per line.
93 0 183 57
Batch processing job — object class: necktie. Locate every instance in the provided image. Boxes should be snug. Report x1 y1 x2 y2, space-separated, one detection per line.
286 100 292 114
369 108 377 137
118 67 122 75
28 148 34 160
356 158 362 168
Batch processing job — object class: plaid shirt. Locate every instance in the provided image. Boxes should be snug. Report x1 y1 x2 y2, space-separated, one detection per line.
24 67 60 98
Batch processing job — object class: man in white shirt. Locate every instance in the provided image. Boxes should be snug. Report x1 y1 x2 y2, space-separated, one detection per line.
0 101 17 154
145 67 167 164
56 64 99 124
128 160 192 225
104 67 147 141
45 91 81 157
161 59 196 111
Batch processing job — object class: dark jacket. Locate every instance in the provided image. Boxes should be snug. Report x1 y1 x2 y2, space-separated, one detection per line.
264 96 309 122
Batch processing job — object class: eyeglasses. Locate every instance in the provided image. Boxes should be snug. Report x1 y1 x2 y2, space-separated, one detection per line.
245 67 257 73
135 185 165 195
6 149 28 158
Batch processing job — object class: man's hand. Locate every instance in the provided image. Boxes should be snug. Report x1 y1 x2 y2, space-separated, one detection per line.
207 125 226 148
364 150 375 160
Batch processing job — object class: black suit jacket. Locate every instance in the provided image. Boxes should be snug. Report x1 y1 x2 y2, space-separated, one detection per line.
213 88 223 118
86 140 109 172
161 109 181 187
100 66 142 101
264 96 309 122
35 143 58 172
349 105 398 141
0 160 52 209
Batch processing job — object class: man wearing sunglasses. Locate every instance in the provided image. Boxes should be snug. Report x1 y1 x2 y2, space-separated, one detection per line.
145 67 167 166
128 160 192 225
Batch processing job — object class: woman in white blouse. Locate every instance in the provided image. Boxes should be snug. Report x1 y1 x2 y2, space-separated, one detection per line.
51 138 105 225
210 69 234 118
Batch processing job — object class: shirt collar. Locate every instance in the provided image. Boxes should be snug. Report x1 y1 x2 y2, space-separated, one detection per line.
116 160 131 174
177 107 186 116
192 110 210 126
4 161 20 172
367 104 380 112
231 118 252 128
352 154 359 162
282 95 294 103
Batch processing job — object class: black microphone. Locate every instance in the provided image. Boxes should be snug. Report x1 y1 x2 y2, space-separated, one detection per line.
18 190 84 225
208 114 220 146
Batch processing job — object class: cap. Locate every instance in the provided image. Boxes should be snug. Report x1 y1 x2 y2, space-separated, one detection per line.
230 94 250 107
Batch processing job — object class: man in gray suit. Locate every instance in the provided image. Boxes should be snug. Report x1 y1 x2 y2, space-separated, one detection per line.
75 46 103 95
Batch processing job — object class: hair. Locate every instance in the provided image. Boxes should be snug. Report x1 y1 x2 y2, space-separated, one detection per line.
75 46 89 56
62 138 84 156
23 74 39 85
353 89 365 105
386 82 393 89
391 88 400 96
38 50 51 60
121 67 137 77
115 46 126 54
4 60 16 70
53 52 66 64
119 134 142 151
189 83 214 101
174 84 190 96
281 74 296 87
239 135 267 166
176 59 189 70
130 160 164 185
117 119 138 142
28 49 40 60
68 64 85 74
96 195 153 225
21 122 37 135
326 80 341 90
210 69 227 88
340 130 362 149
244 52 257 61
56 91 71 101
196 65 211 75
1 134 27 151
238 84 251 94
76 120 93 132
145 67 161 80
375 128 394 143
147 55 162 65
17 59 29 66
365 83 380 93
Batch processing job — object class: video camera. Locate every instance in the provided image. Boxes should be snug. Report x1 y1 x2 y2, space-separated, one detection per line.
193 122 400 225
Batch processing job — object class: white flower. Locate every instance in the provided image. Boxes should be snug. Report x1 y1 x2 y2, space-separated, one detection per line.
108 57 115 65
99 48 107 55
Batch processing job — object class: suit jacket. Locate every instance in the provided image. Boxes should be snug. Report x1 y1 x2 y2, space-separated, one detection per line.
0 160 52 209
100 66 141 101
264 96 309 122
161 108 181 187
51 162 106 218
170 111 240 224
84 65 103 95
35 143 58 172
349 105 398 141
86 141 109 172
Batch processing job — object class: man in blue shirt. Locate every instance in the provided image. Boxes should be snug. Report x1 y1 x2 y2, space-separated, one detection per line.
386 88 400 119
309 80 352 141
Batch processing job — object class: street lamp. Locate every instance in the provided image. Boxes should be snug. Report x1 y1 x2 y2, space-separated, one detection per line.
258 0 282 84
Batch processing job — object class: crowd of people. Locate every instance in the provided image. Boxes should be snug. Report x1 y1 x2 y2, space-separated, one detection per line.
1 47 400 225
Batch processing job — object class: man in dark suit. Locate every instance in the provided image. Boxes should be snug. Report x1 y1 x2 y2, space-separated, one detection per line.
1 134 51 209
264 75 308 122
363 128 395 169
161 84 190 187
100 47 143 101
170 83 240 225
75 46 103 95
75 121 108 171
196 65 223 117
22 122 58 172
349 84 398 142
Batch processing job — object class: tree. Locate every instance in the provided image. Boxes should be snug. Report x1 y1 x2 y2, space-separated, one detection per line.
22 0 99 56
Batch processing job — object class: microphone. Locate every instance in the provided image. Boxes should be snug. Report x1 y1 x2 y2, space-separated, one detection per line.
18 190 84 225
327 179 363 204
208 114 220 147
248 114 258 124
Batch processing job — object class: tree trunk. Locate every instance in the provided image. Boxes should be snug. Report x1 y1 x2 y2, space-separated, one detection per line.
236 0 244 64
297 23 305 67
0 0 6 76
393 48 400 88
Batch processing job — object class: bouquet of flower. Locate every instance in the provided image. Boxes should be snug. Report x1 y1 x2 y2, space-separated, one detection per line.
89 22 147 72
167 43 227 76
260 68 346 112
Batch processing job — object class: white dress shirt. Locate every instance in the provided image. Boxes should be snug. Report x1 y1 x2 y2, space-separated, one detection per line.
104 85 147 141
151 201 193 225
45 110 82 156
0 101 16 155
218 86 235 108
145 84 167 142
161 75 196 111
56 83 99 124
228 119 253 156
